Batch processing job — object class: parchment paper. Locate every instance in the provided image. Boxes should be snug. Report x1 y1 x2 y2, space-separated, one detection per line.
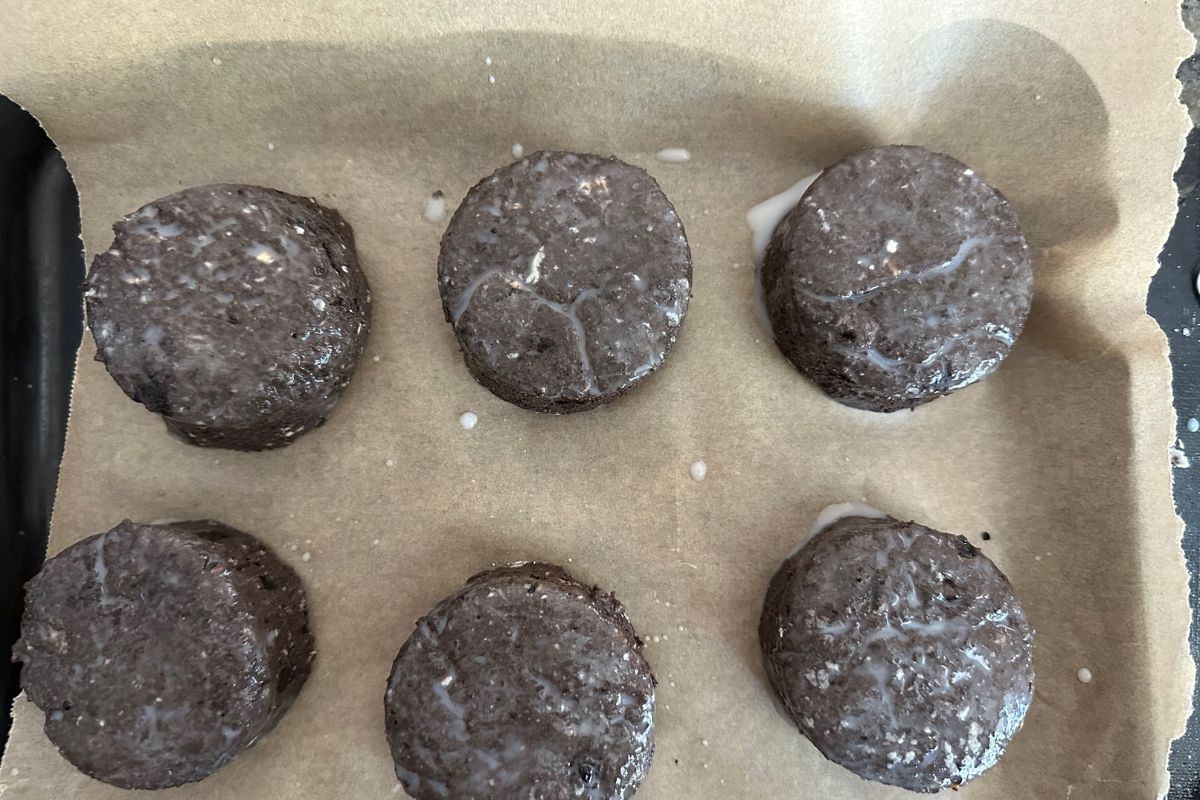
0 2 1193 798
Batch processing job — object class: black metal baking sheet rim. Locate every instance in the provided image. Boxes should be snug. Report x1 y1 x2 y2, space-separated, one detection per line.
0 92 84 759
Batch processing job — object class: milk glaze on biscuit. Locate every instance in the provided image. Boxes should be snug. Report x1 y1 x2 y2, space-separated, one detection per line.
762 146 1032 412
385 563 655 799
85 184 371 450
14 520 314 789
438 152 692 413
759 514 1034 792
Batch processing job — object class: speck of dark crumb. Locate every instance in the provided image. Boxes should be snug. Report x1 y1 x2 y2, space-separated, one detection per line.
981 531 991 541
133 374 172 415
575 761 597 785
673 759 679 766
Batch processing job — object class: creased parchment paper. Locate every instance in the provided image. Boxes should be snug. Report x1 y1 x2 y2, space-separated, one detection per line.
0 2 1193 798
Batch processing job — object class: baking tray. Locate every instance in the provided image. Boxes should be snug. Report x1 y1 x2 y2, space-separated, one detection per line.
0 93 83 756
9 116 1200 789
4 110 1200 795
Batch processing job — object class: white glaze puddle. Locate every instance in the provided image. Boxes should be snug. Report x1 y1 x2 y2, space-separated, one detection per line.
424 192 447 224
746 172 822 335
655 147 691 163
747 173 822 267
811 501 887 537
788 502 888 558
458 411 478 430
689 461 707 482
511 143 524 159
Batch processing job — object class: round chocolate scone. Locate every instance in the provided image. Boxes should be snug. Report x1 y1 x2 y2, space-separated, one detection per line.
438 151 692 413
761 145 1032 412
85 184 371 450
385 562 655 799
759 513 1034 792
14 520 314 789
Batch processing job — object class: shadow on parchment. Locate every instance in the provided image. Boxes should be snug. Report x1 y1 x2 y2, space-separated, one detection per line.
907 19 1117 251
910 21 1148 795
46 32 876 202
911 21 1141 796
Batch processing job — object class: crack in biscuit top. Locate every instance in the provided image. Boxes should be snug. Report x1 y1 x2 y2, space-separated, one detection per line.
438 151 692 404
761 515 1035 791
760 145 1032 410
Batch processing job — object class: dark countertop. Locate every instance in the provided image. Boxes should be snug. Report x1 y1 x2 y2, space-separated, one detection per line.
1156 125 1200 800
